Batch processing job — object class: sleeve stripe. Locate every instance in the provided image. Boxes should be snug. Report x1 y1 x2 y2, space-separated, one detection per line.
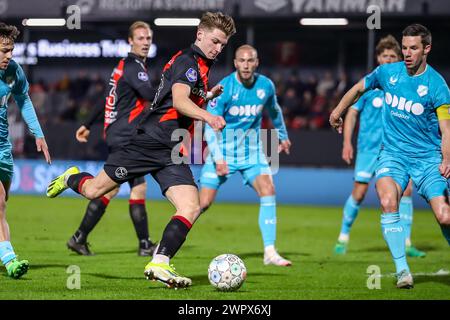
437 105 450 120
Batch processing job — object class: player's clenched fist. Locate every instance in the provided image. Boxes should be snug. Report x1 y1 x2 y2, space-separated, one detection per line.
206 114 226 131
329 111 344 134
76 125 90 143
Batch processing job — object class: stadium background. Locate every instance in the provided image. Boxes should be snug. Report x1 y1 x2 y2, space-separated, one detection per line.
1 0 450 208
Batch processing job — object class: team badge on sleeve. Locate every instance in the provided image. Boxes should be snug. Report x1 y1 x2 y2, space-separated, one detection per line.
185 68 198 82
138 72 149 81
210 98 217 108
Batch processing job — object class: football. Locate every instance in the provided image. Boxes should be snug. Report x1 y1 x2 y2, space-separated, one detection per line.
207 254 247 291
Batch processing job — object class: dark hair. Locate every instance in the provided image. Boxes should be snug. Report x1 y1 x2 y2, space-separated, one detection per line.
0 23 20 43
376 35 401 57
402 24 432 47
198 11 236 37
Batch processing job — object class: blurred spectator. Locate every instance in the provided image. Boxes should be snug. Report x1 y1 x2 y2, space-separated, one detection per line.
316 71 335 98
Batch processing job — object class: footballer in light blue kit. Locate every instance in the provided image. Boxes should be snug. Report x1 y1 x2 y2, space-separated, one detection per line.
200 45 292 266
334 36 425 258
330 24 450 289
0 23 51 279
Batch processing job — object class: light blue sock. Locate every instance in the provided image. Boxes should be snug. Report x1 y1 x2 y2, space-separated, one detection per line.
381 212 409 273
340 195 361 236
259 195 277 248
399 196 413 243
0 241 16 266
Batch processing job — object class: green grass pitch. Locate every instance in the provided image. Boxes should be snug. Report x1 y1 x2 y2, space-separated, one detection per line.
1 195 449 300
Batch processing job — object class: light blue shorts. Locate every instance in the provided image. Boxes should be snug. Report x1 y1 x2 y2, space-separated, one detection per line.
354 152 379 183
375 150 449 201
0 151 13 182
200 158 272 190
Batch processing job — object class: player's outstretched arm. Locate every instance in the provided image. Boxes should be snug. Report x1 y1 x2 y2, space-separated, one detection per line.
329 79 366 133
35 137 51 164
14 93 51 164
438 118 450 178
342 108 358 164
172 83 225 131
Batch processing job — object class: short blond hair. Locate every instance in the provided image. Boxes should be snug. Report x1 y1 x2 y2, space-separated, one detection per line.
128 21 152 39
198 12 236 37
376 35 401 58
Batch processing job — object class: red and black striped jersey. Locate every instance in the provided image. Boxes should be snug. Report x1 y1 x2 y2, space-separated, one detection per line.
84 52 155 150
137 44 214 148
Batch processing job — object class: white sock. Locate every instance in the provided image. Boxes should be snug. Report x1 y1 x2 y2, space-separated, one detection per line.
405 238 412 247
264 245 276 256
152 254 170 265
338 233 350 242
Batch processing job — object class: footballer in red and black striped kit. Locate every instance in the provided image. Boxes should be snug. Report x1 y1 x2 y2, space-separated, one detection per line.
67 21 158 258
47 11 236 289
137 43 213 149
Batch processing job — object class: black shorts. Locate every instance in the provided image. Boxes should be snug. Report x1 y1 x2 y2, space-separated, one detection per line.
127 176 146 189
104 133 196 195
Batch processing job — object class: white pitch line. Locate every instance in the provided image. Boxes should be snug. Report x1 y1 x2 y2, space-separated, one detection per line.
374 269 449 278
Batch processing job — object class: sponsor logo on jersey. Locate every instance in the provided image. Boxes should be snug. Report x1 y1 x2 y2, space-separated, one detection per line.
385 92 424 116
191 87 206 99
257 89 266 99
228 104 264 117
138 72 148 81
232 93 239 101
417 85 428 97
372 97 383 108
185 68 197 82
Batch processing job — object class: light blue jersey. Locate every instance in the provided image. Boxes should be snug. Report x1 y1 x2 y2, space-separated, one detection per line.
204 72 288 165
352 89 383 154
0 59 44 181
364 61 450 158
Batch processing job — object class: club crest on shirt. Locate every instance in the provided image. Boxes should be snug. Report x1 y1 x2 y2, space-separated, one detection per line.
138 72 148 81
417 85 428 97
185 68 197 82
257 89 266 99
389 76 398 85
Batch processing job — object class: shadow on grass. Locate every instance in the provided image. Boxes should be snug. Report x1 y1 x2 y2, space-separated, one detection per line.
28 263 72 270
238 252 309 259
358 244 439 253
414 274 450 287
85 273 143 280
89 249 136 255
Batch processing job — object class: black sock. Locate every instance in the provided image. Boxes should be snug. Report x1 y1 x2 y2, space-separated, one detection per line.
129 200 150 245
156 216 192 258
67 172 94 194
74 197 109 243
